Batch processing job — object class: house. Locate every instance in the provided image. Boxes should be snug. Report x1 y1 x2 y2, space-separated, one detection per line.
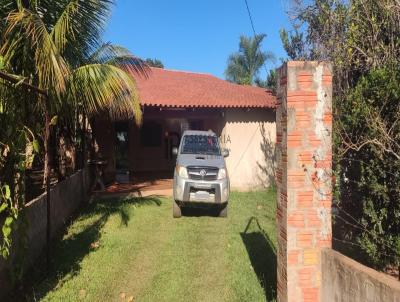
91 67 277 190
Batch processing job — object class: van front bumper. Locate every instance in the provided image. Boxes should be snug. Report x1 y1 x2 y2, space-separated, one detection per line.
173 175 229 204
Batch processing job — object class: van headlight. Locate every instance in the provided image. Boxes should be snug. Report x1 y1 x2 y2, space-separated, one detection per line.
176 165 188 178
217 168 227 180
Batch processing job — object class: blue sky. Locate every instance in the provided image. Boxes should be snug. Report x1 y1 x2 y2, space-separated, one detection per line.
103 0 292 79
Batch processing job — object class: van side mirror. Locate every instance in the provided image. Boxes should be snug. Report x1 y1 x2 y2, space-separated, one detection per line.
222 149 229 157
172 147 178 156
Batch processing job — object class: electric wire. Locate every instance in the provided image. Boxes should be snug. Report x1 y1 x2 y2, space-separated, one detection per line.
244 0 257 36
243 0 272 77
229 1 276 174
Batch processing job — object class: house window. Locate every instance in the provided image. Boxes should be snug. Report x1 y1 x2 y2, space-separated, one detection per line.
141 121 162 147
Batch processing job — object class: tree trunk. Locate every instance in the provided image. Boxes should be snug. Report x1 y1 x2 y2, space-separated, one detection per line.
82 112 87 168
44 108 51 270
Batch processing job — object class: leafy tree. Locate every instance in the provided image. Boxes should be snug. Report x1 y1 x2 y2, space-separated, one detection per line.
340 68 400 269
279 29 307 60
281 0 400 272
225 34 274 85
255 69 277 95
145 58 164 68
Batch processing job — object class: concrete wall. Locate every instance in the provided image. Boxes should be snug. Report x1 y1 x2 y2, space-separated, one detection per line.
221 108 276 190
0 168 91 299
322 249 400 302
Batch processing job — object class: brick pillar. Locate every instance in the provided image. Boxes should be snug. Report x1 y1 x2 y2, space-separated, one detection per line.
276 61 333 302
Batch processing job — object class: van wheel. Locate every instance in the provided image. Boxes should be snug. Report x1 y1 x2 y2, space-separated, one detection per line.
219 204 228 217
173 200 182 218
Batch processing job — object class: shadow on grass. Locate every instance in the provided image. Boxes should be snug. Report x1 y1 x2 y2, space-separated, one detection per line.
181 204 221 217
241 216 277 301
13 196 162 302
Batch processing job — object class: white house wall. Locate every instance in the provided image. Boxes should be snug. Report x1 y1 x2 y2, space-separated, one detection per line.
221 108 276 190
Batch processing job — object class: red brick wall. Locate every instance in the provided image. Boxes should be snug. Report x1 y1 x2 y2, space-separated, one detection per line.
276 61 333 302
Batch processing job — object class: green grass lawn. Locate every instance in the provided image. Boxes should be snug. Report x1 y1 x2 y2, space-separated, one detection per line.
17 190 277 302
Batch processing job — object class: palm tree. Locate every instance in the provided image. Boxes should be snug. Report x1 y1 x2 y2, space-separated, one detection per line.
225 34 274 85
1 0 148 184
145 58 164 68
0 0 148 262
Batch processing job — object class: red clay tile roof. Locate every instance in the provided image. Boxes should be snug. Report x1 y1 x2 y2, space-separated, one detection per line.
132 67 276 108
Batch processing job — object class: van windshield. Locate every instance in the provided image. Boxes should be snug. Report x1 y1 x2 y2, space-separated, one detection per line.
181 135 221 156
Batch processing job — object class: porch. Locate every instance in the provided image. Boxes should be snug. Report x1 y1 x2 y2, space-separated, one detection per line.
91 106 225 186
100 171 173 198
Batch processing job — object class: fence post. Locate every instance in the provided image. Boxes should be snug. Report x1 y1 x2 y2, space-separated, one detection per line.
276 61 333 302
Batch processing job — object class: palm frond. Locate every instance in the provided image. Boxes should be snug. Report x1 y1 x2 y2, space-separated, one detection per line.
5 9 69 96
69 63 142 124
225 34 274 85
89 43 149 78
225 53 248 84
43 0 114 65
50 0 79 53
0 0 16 23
